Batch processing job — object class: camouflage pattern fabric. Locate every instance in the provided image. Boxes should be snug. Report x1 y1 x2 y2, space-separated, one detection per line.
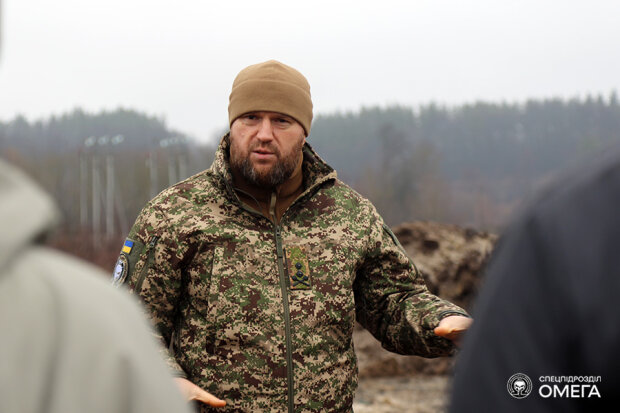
117 134 468 413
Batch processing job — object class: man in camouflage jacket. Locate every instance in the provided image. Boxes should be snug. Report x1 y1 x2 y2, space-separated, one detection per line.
114 60 471 412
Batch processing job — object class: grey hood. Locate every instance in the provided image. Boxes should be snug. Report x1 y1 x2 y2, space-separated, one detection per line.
0 159 60 269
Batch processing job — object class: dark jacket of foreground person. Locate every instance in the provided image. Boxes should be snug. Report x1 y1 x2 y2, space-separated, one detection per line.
449 145 620 412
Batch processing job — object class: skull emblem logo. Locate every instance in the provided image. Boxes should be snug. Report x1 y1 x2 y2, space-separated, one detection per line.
507 373 532 399
513 380 526 394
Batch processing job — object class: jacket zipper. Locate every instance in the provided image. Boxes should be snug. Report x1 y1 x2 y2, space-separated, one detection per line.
271 192 294 413
275 225 295 413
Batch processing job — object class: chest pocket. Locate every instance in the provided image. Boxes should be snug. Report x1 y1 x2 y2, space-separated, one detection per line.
183 243 217 314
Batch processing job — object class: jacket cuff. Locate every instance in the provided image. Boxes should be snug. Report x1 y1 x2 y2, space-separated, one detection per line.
438 310 471 320
426 310 471 331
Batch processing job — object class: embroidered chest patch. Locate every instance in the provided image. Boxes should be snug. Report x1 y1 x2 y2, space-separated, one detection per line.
285 246 311 290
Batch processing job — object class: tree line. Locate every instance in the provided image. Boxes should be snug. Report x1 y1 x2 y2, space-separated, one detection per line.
1 93 619 268
310 92 620 227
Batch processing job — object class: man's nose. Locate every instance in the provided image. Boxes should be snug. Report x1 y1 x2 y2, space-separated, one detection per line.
256 117 275 141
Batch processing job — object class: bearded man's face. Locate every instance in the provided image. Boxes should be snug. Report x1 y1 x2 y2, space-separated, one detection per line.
229 111 305 188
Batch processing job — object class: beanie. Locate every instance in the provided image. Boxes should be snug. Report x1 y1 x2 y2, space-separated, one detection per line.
228 60 313 135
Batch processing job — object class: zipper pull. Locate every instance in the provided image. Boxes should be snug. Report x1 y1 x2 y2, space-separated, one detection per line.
275 225 284 259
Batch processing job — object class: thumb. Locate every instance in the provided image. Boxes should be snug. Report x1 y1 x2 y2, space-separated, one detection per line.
434 315 472 345
434 324 462 338
174 378 226 408
192 388 227 408
433 324 450 337
434 325 467 347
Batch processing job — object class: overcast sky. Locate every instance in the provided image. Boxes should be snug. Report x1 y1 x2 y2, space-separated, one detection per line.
1 0 619 143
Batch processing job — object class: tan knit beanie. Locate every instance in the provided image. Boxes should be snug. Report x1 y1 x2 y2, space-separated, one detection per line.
228 60 313 135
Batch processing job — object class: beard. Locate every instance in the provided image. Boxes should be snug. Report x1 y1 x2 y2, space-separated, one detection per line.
230 138 304 188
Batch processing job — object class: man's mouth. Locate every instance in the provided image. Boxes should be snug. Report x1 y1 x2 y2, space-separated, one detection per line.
251 146 278 159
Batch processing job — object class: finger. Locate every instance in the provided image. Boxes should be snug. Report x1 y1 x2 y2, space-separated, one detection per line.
174 378 226 407
434 326 469 348
192 389 227 408
434 326 466 340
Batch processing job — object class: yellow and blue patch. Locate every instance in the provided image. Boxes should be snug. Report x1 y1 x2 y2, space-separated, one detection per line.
121 239 134 254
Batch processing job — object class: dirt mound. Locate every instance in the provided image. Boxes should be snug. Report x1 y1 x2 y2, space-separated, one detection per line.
353 375 451 413
393 220 497 312
355 220 497 377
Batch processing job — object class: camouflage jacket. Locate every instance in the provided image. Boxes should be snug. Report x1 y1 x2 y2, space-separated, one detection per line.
117 134 468 413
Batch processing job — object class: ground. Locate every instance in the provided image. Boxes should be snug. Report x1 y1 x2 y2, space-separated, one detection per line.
354 375 451 413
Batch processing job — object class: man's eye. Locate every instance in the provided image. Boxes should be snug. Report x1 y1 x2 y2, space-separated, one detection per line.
241 114 259 124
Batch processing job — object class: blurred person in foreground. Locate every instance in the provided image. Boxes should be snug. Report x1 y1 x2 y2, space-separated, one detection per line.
449 146 620 412
113 59 472 412
0 158 192 413
0 10 190 411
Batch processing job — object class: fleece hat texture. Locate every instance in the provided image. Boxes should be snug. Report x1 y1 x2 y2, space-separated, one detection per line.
228 60 313 135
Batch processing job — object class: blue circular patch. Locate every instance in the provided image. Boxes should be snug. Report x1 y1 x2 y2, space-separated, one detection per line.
112 254 129 287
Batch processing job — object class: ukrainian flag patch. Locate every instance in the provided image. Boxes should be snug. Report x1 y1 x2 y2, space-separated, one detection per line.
121 239 134 254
